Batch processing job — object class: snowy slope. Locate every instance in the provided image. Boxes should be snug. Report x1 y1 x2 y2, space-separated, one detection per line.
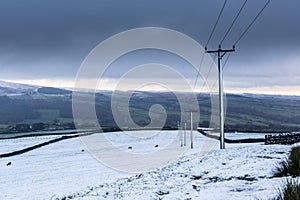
53 143 291 200
0 80 38 90
0 80 38 95
0 135 61 154
0 136 130 199
0 131 293 200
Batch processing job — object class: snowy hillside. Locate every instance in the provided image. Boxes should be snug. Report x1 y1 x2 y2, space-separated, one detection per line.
53 143 291 200
0 130 293 199
0 80 38 95
0 80 38 90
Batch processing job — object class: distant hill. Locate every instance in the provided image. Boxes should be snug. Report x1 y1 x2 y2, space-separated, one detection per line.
37 87 72 95
0 80 300 133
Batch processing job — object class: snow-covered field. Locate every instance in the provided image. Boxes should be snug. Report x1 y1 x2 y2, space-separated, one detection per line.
0 131 292 200
0 136 61 153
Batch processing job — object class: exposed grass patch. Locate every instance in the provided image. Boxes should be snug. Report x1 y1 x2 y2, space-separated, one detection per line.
191 175 202 180
236 175 257 182
274 146 300 177
275 179 300 200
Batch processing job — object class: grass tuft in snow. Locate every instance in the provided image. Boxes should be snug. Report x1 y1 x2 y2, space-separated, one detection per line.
275 178 300 200
274 146 300 177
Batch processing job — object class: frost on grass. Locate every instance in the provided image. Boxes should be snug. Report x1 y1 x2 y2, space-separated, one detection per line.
274 146 300 177
274 178 300 200
273 146 300 200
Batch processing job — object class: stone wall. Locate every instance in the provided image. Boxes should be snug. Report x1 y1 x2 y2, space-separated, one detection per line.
265 133 300 145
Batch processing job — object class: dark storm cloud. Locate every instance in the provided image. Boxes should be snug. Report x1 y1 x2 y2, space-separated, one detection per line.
0 0 299 91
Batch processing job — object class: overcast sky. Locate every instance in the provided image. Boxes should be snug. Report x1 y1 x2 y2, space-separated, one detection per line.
0 0 299 95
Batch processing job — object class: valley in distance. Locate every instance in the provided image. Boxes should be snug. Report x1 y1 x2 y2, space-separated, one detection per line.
0 80 300 138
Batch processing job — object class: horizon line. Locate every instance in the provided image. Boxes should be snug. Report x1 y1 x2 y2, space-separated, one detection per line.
2 79 300 97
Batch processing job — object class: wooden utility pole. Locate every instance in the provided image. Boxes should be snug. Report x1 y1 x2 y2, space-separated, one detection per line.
205 45 235 149
185 110 197 149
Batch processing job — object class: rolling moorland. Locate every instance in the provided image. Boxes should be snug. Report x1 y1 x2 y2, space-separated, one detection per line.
0 82 300 134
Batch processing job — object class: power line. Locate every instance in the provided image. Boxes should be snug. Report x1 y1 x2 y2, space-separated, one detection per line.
234 0 271 46
205 0 228 47
199 54 217 92
223 52 231 69
220 0 248 45
195 0 270 92
194 0 228 91
212 0 246 90
218 0 270 80
193 52 205 90
211 53 231 89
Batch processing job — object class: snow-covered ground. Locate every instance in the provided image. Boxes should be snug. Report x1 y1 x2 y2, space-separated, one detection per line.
0 131 293 200
0 136 61 153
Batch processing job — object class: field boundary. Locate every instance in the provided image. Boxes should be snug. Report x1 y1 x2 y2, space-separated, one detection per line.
197 129 265 143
